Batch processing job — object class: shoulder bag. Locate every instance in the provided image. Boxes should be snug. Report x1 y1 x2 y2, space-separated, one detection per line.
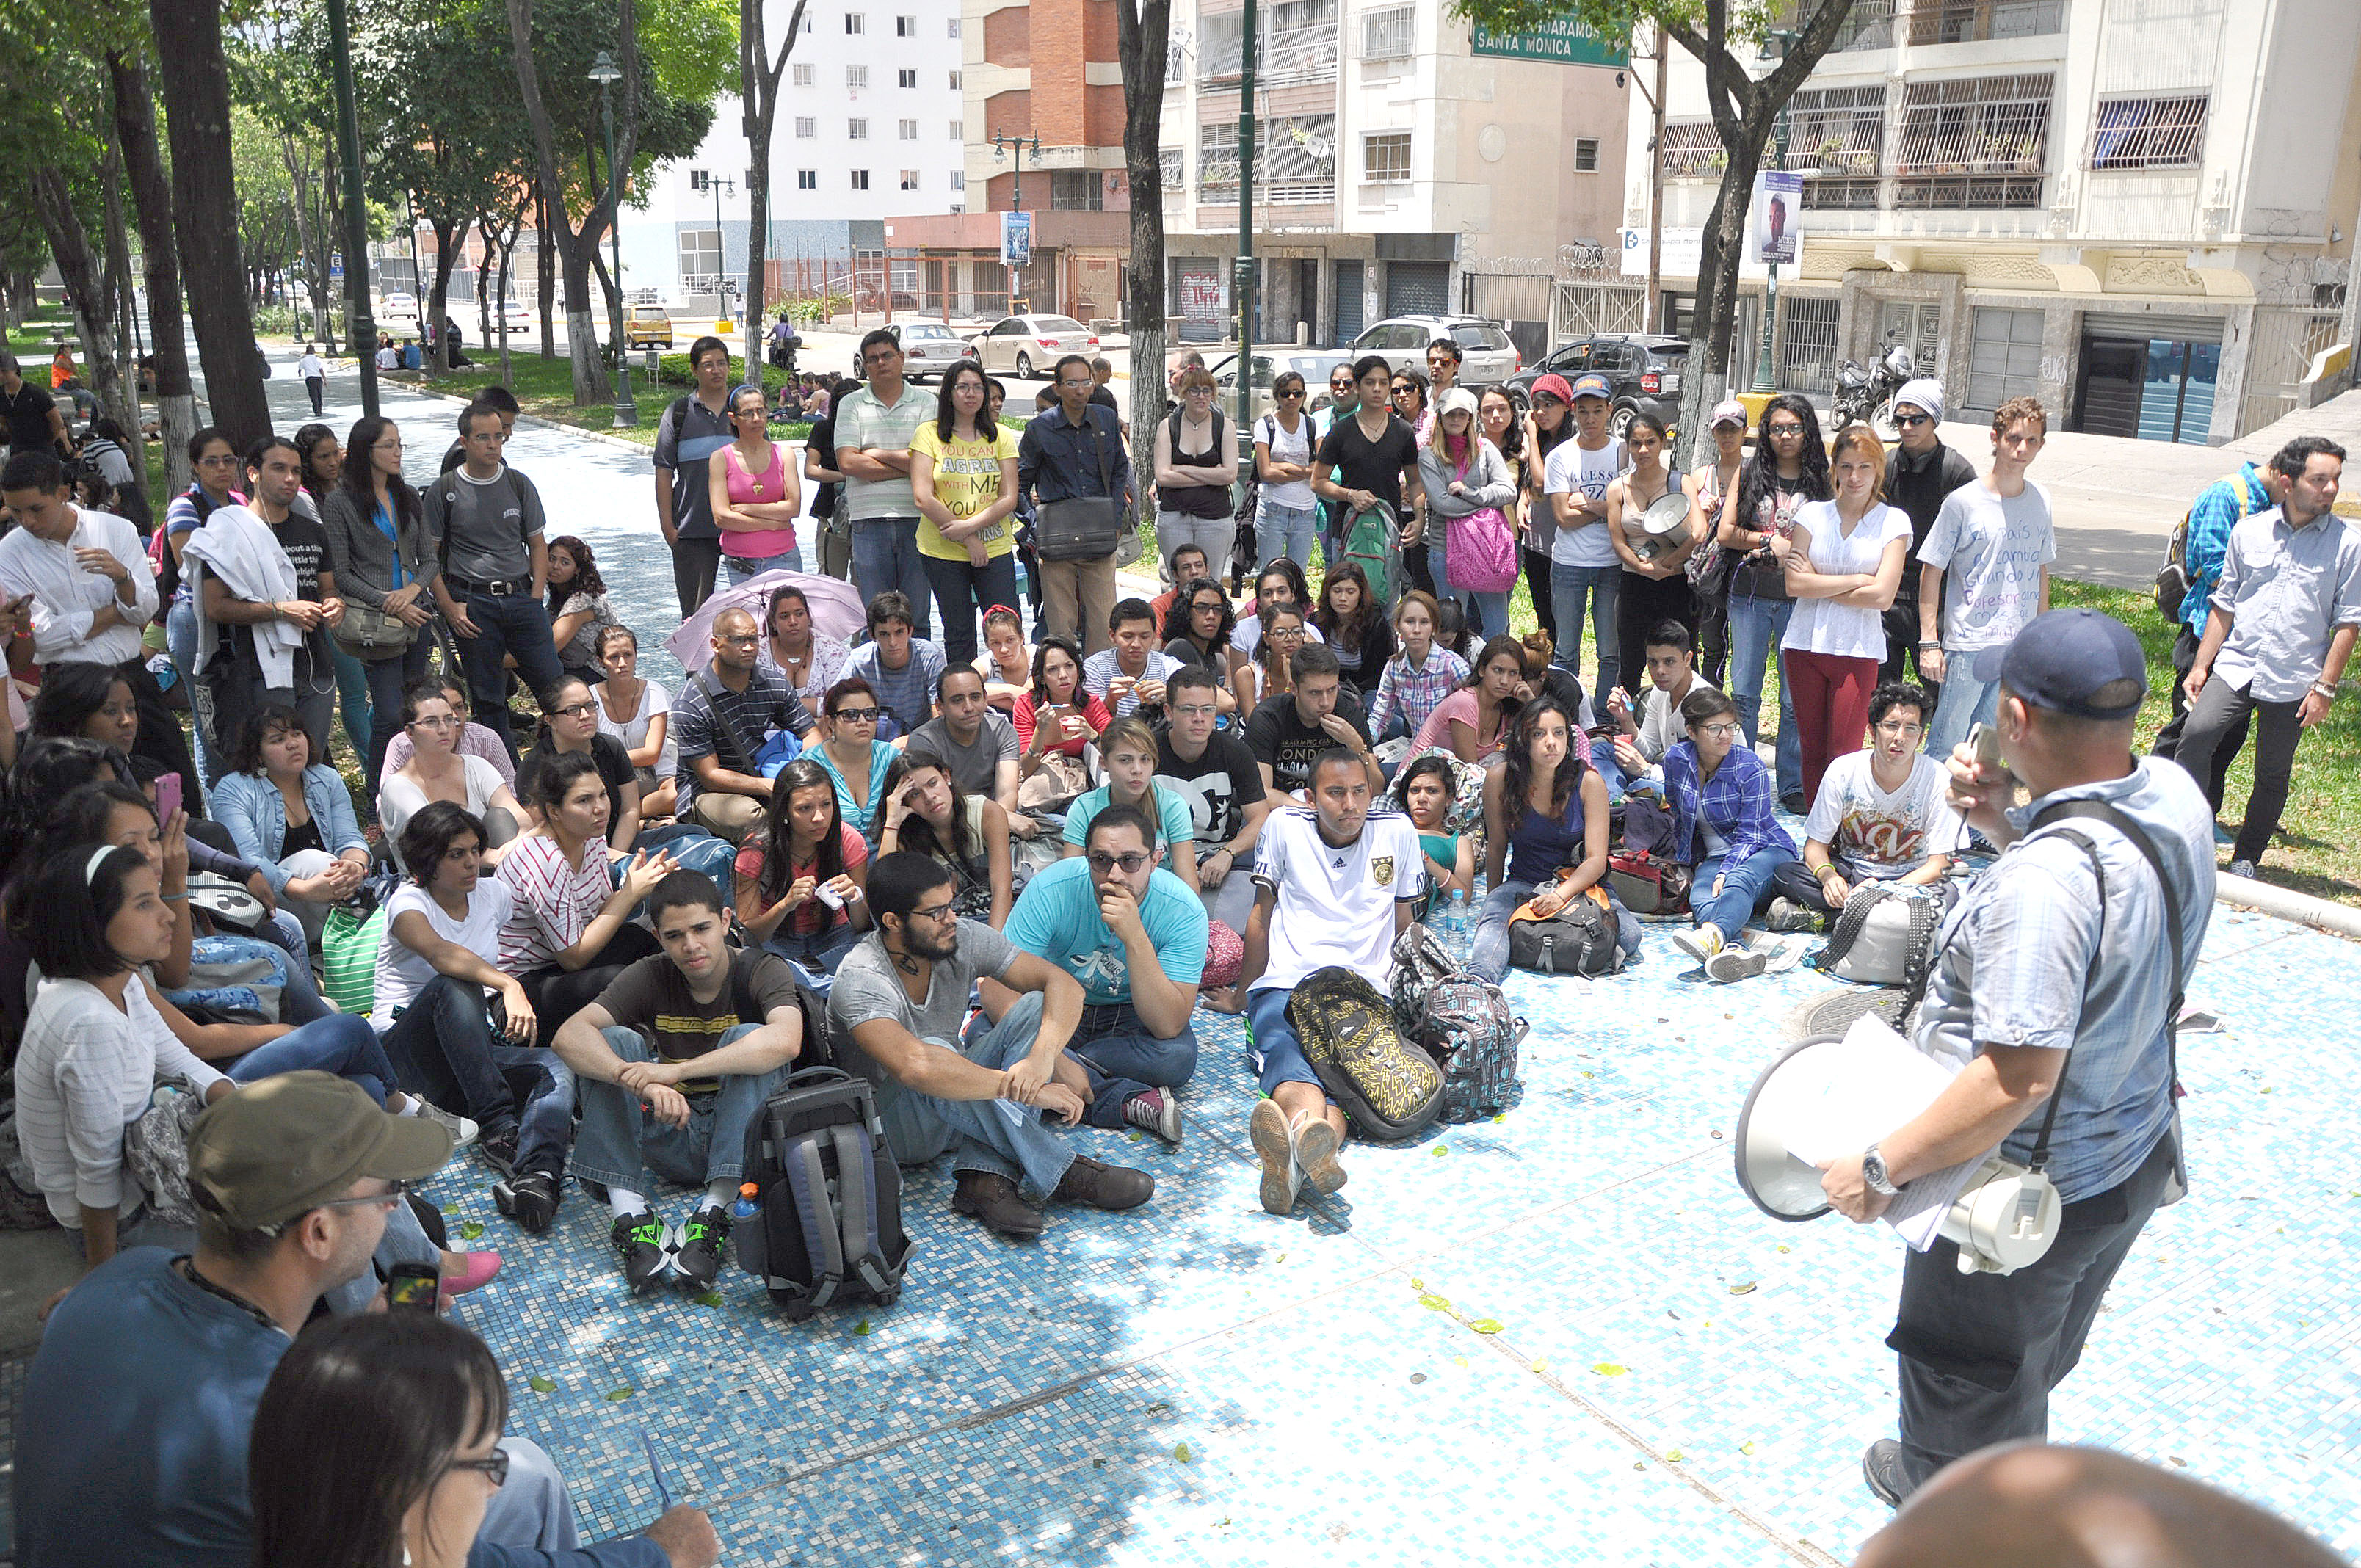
333 495 426 657
1035 410 1129 563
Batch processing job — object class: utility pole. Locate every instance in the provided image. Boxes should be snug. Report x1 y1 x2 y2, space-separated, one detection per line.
991 133 1040 313
326 0 377 415
1233 0 1258 486
1646 26 1667 333
1751 28 1799 393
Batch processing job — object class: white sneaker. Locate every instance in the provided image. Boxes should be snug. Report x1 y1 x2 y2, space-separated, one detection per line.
412 1099 479 1147
1706 943 1770 984
1671 923 1724 965
1248 1099 1301 1216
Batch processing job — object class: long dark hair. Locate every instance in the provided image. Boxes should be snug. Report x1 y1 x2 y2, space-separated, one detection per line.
224 703 312 777
250 1313 509 1568
9 842 148 983
1161 576 1234 653
933 360 992 443
891 753 976 864
1736 391 1832 532
544 534 606 614
29 661 134 743
1029 634 1084 706
1255 600 1305 677
1480 384 1525 466
761 758 846 901
0 736 125 890
340 414 418 531
293 421 338 501
1390 752 1458 823
1500 695 1586 821
1312 559 1382 656
532 675 597 752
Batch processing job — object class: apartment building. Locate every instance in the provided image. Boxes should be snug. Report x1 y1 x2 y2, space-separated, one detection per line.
1630 0 2361 443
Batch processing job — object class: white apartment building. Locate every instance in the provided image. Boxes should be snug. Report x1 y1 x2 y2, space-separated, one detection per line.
620 0 970 305
1629 0 2361 443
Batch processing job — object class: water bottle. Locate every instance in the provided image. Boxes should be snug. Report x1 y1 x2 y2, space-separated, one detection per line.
730 1183 761 1223
1444 889 1470 961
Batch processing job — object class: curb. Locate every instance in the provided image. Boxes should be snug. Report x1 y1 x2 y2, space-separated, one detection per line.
395 380 659 457
2213 870 2361 942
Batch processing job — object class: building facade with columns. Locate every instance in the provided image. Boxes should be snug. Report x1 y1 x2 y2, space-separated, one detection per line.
1628 0 2361 443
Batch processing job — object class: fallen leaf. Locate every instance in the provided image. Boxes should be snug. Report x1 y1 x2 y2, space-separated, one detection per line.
1470 1318 1504 1334
1666 1449 1685 1462
1632 1461 1647 1470
1092 1459 1106 1470
1410 1277 1424 1289
1418 1293 1451 1312
1727 1281 1758 1296
1531 1359 1548 1373
1777 1244 1791 1254
458 1222 485 1241
852 1319 873 1336
1432 1144 1448 1158
1592 1362 1628 1376
1144 1401 1173 1415
1740 1440 1757 1456
1274 1252 1288 1263
694 1292 724 1308
1709 1130 1724 1139
2168 1456 2186 1468
1410 1372 1427 1384
1172 1443 1192 1463
1128 1131 1145 1141
526 1376 557 1393
604 1387 634 1402
1454 1356 1468 1368
1491 1112 1506 1123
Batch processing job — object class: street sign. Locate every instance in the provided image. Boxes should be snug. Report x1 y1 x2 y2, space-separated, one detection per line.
1000 211 1034 268
1470 17 1629 68
330 253 344 280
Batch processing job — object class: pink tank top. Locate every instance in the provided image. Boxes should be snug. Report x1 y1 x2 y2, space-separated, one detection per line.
721 442 797 559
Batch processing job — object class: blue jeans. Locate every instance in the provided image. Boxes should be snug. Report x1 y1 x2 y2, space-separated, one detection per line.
223 1014 402 1103
850 517 932 639
762 922 862 997
1549 562 1621 699
722 548 802 586
379 973 576 1175
360 638 434 805
1258 501 1319 570
921 549 1020 665
167 598 217 798
983 992 1197 1130
1246 985 1322 1097
871 998 1078 1202
1695 849 1799 938
1925 659 2001 761
1726 592 1803 801
569 1024 790 1192
452 591 564 761
331 645 374 768
1469 879 1643 983
1458 588 1512 641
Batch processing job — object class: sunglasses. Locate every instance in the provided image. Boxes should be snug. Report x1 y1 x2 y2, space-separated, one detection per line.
1894 413 1932 429
830 705 882 724
1086 851 1153 874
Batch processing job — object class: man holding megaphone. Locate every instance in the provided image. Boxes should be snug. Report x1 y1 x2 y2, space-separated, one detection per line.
1815 609 2214 1509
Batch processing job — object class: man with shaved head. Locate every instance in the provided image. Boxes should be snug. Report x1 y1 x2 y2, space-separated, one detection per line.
671 605 815 842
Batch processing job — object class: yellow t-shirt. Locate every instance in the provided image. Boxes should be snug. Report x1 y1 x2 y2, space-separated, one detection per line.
912 423 1020 561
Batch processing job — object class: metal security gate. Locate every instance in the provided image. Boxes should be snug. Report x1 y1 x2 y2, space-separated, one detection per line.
1552 280 1646 343
2240 305 2345 438
1334 261 1365 342
1777 296 1842 406
1385 261 1449 316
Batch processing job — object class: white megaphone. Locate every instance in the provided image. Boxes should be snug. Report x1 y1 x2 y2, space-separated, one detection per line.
1733 1021 2061 1276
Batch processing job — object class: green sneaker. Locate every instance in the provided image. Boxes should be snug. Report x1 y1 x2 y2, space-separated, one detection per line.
612 1210 672 1293
673 1206 730 1288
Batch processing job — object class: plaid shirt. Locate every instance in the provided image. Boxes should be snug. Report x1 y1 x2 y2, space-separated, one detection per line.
2177 462 2271 636
1660 739 1795 866
1366 647 1469 742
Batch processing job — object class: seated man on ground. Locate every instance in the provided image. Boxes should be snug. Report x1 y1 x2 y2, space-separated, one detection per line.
827 851 1156 1239
1606 620 1719 794
12 1072 705 1568
987 804 1205 1148
903 664 1026 824
1663 688 1805 982
673 606 817 843
1153 664 1271 936
1082 597 1178 720
1244 642 1382 805
1235 749 1426 1216
844 591 945 742
1775 680 1963 921
553 871 803 1293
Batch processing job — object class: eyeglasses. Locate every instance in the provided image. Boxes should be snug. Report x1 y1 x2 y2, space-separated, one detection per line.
830 705 882 724
448 1449 511 1487
1269 625 1305 639
1086 851 1153 874
312 1177 418 1213
411 715 463 730
1184 385 1214 396
1059 377 1095 388
551 701 598 719
1893 413 1931 429
196 454 240 468
862 349 900 364
908 899 960 923
1874 719 1926 736
1172 703 1219 719
1695 722 1744 738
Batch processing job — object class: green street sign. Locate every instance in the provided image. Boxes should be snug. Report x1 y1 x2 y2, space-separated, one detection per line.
1470 18 1631 68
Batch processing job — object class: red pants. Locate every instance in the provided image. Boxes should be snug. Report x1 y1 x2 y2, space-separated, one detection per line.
1784 647 1879 806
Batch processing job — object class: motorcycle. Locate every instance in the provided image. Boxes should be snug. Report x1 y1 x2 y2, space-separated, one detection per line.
1834 338 1918 439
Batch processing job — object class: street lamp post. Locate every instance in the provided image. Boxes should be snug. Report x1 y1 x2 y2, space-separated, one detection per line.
324 0 377 415
990 134 1040 311
1234 0 1259 487
590 50 636 429
1752 29 1799 394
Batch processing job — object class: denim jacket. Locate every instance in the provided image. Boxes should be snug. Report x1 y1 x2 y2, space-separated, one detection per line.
1660 738 1794 866
211 766 369 894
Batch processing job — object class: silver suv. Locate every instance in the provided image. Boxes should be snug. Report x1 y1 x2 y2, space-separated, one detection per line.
1346 315 1522 384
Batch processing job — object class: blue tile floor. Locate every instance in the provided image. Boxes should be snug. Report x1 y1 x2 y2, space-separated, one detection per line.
368 896 2359 1567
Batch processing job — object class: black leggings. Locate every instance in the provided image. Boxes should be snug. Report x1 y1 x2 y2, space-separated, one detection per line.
518 922 664 1050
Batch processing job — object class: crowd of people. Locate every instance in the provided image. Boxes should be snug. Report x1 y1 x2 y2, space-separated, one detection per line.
0 316 2349 1564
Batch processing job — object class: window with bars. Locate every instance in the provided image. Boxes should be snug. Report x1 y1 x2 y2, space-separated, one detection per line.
1197 117 1338 202
1363 4 1415 59
847 65 868 89
1659 119 1724 179
1200 0 1338 81
1895 73 2052 207
1906 0 2064 46
1051 170 1104 211
1785 86 1886 176
792 62 814 87
1574 138 1598 173
1364 131 1412 184
1160 148 1184 190
1801 178 1881 210
1833 0 1895 50
2090 95 2208 170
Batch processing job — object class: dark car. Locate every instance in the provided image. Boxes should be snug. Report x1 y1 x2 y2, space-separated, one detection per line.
1506 333 1688 438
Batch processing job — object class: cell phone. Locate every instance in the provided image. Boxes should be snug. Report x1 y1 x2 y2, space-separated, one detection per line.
385 1261 440 1311
1969 721 2006 773
153 772 182 824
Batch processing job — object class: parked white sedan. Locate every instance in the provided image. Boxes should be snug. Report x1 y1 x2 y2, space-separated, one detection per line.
971 314 1100 380
888 322 981 382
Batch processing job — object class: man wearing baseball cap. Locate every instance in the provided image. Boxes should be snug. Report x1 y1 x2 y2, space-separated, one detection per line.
1541 371 1627 695
1879 377 1976 701
1814 609 2214 1509
15 1073 712 1568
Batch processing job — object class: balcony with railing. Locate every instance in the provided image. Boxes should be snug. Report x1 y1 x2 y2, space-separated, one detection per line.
1893 73 2053 208
1199 0 1341 86
1831 0 2063 49
1197 115 1338 207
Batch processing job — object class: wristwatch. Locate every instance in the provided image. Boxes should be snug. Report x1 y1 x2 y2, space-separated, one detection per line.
1860 1143 1898 1197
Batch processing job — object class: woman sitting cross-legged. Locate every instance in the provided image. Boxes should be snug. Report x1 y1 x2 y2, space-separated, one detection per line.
881 752 1012 928
733 758 872 989
1470 696 1639 982
10 841 484 1293
380 680 523 871
594 625 678 821
373 802 575 1230
495 750 678 1045
209 705 372 949
1663 686 1802 982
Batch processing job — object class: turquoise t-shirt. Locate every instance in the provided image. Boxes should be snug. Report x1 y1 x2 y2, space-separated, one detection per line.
1003 857 1208 1005
1061 785 1195 874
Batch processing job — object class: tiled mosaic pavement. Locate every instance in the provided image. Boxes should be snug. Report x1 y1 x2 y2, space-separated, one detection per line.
14 369 2354 1566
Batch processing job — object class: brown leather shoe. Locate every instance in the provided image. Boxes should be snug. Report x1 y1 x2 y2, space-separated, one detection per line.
950 1170 1044 1238
1051 1155 1156 1211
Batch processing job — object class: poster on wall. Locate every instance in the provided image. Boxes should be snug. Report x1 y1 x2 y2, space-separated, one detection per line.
1749 171 1803 266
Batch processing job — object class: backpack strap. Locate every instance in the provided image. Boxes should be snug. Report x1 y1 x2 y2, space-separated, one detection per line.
828 1122 893 1293
697 667 768 774
783 1132 846 1308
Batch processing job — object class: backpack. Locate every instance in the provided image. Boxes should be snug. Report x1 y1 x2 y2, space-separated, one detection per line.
1339 498 1399 604
1285 965 1442 1142
1506 892 1623 976
734 1067 910 1321
1390 921 1526 1120
1609 848 1692 915
1810 880 1958 996
2153 469 2252 622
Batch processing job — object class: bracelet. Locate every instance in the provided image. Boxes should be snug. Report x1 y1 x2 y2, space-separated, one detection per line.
2313 680 2338 698
162 890 189 901
1810 863 1838 880
1918 641 1940 650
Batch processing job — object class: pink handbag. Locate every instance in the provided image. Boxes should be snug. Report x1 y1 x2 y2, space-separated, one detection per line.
1446 506 1519 593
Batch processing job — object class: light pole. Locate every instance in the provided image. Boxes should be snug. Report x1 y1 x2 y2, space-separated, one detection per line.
695 170 737 321
324 0 377 415
991 134 1040 311
590 49 636 428
1751 27 1799 394
1233 0 1258 484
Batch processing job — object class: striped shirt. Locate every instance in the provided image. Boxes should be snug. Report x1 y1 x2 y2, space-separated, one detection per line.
494 834 614 973
1364 647 1469 745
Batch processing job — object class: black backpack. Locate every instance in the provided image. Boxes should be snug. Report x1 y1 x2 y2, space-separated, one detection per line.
1506 893 1623 976
734 1067 910 1320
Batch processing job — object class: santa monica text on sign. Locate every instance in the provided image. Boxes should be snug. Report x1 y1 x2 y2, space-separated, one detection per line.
1468 18 1630 68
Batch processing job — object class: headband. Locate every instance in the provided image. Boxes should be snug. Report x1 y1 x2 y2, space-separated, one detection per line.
85 845 119 887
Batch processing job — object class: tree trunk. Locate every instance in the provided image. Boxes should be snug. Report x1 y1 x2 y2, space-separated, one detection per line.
741 0 809 388
1114 0 1175 508
424 215 461 374
282 131 336 350
109 48 196 498
534 182 556 360
29 169 126 442
496 222 515 385
150 0 272 451
474 215 493 344
96 133 144 445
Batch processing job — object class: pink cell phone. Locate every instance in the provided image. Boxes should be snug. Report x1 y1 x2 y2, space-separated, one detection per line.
153 772 183 824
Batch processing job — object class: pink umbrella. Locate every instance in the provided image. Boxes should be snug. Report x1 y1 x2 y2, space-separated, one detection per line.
666 570 866 672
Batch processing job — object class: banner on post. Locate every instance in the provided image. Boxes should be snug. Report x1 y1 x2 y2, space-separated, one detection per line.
1749 172 1804 267
1000 211 1034 269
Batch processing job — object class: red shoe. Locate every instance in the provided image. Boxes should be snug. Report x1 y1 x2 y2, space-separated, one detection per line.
440 1251 503 1299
